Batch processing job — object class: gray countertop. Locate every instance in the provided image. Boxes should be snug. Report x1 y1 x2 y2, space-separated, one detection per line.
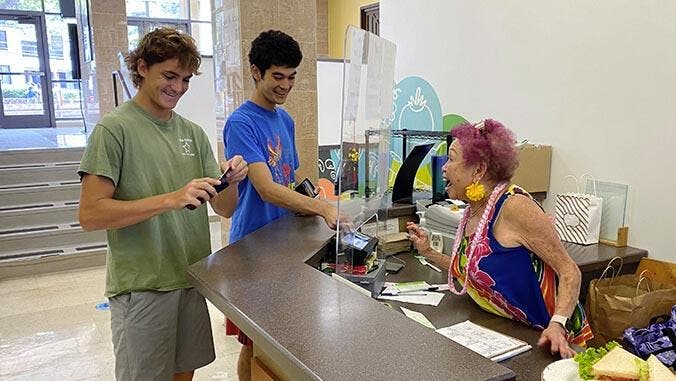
188 214 516 381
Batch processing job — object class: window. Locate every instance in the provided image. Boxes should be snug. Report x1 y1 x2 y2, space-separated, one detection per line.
48 32 63 59
24 72 40 84
0 64 11 84
0 1 84 125
21 40 38 56
0 30 7 50
126 0 212 55
56 71 70 88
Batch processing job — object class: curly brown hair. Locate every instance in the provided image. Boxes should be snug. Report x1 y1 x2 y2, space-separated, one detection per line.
125 27 201 88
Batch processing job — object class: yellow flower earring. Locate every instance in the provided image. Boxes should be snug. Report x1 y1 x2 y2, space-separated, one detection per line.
465 181 485 202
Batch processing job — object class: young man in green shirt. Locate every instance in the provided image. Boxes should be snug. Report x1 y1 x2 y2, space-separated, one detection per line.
78 28 247 381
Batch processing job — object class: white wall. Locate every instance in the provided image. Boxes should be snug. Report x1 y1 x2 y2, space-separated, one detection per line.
381 1 676 261
317 60 343 146
174 57 218 158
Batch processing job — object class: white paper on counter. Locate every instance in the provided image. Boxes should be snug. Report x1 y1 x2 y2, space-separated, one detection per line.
435 320 531 361
400 307 436 329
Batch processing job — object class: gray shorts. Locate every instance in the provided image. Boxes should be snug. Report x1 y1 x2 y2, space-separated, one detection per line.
109 288 215 380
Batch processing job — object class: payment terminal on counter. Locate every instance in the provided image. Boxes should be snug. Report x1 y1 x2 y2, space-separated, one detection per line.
340 231 378 264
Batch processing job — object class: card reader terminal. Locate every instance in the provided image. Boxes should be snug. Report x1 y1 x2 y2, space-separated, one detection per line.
341 231 378 265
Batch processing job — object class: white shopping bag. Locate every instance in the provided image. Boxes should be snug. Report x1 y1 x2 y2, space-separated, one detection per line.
554 175 603 245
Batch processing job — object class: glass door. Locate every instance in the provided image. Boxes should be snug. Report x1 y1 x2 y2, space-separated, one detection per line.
0 13 53 128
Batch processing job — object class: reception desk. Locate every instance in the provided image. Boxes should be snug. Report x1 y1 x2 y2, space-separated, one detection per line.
188 214 647 381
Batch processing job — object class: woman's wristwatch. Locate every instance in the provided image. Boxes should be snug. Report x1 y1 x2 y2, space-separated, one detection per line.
550 314 569 332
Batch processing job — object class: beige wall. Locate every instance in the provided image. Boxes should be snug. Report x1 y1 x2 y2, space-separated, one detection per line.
316 0 329 57
76 0 128 130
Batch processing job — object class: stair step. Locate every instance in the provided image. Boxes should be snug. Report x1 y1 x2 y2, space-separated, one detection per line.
0 147 101 278
0 245 106 279
0 242 107 261
0 182 80 208
0 147 84 167
0 163 80 186
0 160 80 170
0 204 79 229
0 225 106 255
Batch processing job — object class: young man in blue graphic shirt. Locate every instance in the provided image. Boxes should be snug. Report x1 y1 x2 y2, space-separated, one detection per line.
223 30 340 381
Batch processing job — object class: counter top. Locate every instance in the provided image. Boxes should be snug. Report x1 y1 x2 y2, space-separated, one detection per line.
563 241 647 272
385 254 562 381
188 214 515 381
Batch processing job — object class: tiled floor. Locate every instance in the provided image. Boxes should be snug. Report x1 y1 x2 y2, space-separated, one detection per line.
0 266 242 381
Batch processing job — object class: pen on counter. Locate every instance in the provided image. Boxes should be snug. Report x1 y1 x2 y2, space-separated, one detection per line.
381 287 439 296
380 291 429 296
425 262 442 273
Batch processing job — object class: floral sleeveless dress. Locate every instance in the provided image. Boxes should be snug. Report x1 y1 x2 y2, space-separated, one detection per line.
450 185 594 345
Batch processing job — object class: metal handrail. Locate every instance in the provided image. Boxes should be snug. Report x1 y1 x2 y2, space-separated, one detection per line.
112 70 132 107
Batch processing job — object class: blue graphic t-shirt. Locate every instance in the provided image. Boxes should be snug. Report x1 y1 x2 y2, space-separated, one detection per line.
224 100 299 243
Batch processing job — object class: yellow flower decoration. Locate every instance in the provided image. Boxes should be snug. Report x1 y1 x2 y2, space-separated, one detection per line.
348 148 360 163
465 181 485 201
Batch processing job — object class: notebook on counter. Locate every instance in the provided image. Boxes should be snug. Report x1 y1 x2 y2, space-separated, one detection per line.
435 320 532 362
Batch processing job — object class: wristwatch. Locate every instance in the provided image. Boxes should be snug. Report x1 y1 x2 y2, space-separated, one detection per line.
550 314 569 332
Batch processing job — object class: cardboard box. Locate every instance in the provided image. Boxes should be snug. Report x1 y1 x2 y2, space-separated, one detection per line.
512 144 552 194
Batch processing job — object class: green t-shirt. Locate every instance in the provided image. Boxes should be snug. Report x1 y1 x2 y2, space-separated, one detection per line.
78 101 221 297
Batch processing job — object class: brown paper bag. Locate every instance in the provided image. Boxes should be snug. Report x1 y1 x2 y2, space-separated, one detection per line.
586 264 676 346
636 258 676 287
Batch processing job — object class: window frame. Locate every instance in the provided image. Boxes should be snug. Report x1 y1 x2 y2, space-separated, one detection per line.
125 0 212 57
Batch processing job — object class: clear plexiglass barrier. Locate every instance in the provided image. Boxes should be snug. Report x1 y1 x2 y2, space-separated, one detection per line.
330 26 396 296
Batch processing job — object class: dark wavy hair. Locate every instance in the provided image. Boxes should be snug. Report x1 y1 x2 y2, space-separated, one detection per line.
125 27 201 88
451 119 519 182
248 30 302 78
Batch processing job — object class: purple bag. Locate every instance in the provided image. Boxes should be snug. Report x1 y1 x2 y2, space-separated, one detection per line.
623 304 676 370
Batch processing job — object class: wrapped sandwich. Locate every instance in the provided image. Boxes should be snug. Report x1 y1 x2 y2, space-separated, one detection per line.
575 342 675 380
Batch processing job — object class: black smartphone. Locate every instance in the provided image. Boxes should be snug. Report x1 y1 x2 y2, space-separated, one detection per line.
186 171 230 210
213 170 230 193
294 177 319 198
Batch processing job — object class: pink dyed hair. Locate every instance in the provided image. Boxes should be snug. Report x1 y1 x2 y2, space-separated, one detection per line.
450 119 519 182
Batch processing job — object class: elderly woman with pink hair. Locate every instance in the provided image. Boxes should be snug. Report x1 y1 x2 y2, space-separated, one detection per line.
407 119 593 358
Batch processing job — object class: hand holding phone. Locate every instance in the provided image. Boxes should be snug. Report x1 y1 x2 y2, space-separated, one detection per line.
213 170 230 193
186 170 229 210
294 178 319 198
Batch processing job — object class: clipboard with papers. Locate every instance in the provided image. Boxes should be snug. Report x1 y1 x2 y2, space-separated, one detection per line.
435 320 532 362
